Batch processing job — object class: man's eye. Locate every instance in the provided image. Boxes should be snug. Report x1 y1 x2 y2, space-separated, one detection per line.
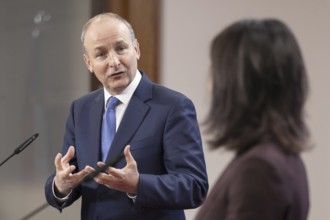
116 47 125 52
96 52 106 57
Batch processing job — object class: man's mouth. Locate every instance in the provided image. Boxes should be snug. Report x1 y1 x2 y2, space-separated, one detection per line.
107 71 124 77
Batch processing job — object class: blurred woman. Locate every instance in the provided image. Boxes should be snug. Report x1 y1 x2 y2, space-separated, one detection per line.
195 18 310 220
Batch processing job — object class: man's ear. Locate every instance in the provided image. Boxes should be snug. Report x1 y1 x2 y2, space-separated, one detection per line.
134 39 141 60
83 53 93 73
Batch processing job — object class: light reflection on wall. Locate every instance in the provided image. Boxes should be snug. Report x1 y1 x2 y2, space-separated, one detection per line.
0 1 90 219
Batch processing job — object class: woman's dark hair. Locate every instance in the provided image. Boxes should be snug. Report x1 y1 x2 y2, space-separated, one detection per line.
205 18 310 154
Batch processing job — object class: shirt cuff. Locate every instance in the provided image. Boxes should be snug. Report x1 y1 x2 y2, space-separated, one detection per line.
52 178 72 202
127 193 137 203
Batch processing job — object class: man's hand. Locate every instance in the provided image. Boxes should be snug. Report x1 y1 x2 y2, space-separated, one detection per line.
54 146 89 197
86 145 139 194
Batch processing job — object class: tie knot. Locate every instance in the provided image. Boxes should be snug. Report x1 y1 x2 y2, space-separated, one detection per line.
106 96 120 110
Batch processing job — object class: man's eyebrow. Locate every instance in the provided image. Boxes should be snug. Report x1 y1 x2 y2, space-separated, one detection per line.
92 46 104 52
114 40 129 46
94 40 128 49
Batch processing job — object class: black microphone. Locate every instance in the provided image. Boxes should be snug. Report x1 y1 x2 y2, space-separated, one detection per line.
0 133 39 167
84 153 123 182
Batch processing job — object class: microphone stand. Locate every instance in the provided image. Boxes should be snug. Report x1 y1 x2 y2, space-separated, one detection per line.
19 202 49 220
0 133 47 219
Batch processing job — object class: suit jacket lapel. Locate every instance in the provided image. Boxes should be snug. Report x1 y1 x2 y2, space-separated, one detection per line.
88 90 104 167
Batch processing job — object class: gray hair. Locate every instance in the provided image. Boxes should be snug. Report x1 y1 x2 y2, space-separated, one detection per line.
81 12 136 45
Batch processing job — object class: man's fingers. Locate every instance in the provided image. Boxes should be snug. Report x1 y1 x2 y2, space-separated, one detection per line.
55 146 75 172
94 173 110 185
97 161 106 167
85 165 95 173
95 161 116 175
64 165 76 176
62 146 75 164
73 168 90 183
54 153 63 171
124 145 136 165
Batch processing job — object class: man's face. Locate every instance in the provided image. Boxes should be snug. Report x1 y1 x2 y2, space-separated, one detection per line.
83 18 140 95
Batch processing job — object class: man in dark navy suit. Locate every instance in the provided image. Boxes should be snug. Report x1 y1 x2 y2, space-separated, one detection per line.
45 12 208 220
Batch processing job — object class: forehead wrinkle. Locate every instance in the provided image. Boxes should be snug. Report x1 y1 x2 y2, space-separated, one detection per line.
92 19 130 38
90 38 128 51
83 18 135 57
85 23 132 49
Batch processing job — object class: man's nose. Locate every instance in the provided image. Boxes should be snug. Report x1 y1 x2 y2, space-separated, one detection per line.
108 53 120 68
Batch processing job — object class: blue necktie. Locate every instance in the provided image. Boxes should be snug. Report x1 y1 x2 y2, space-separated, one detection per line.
101 96 120 162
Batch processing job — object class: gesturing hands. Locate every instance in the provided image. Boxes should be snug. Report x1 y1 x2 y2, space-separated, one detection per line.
86 145 140 195
54 146 89 197
53 145 139 197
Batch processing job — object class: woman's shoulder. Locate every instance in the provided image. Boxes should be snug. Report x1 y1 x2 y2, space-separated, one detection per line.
233 142 306 180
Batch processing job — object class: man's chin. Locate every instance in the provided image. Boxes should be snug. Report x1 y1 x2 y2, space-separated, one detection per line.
106 81 128 95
